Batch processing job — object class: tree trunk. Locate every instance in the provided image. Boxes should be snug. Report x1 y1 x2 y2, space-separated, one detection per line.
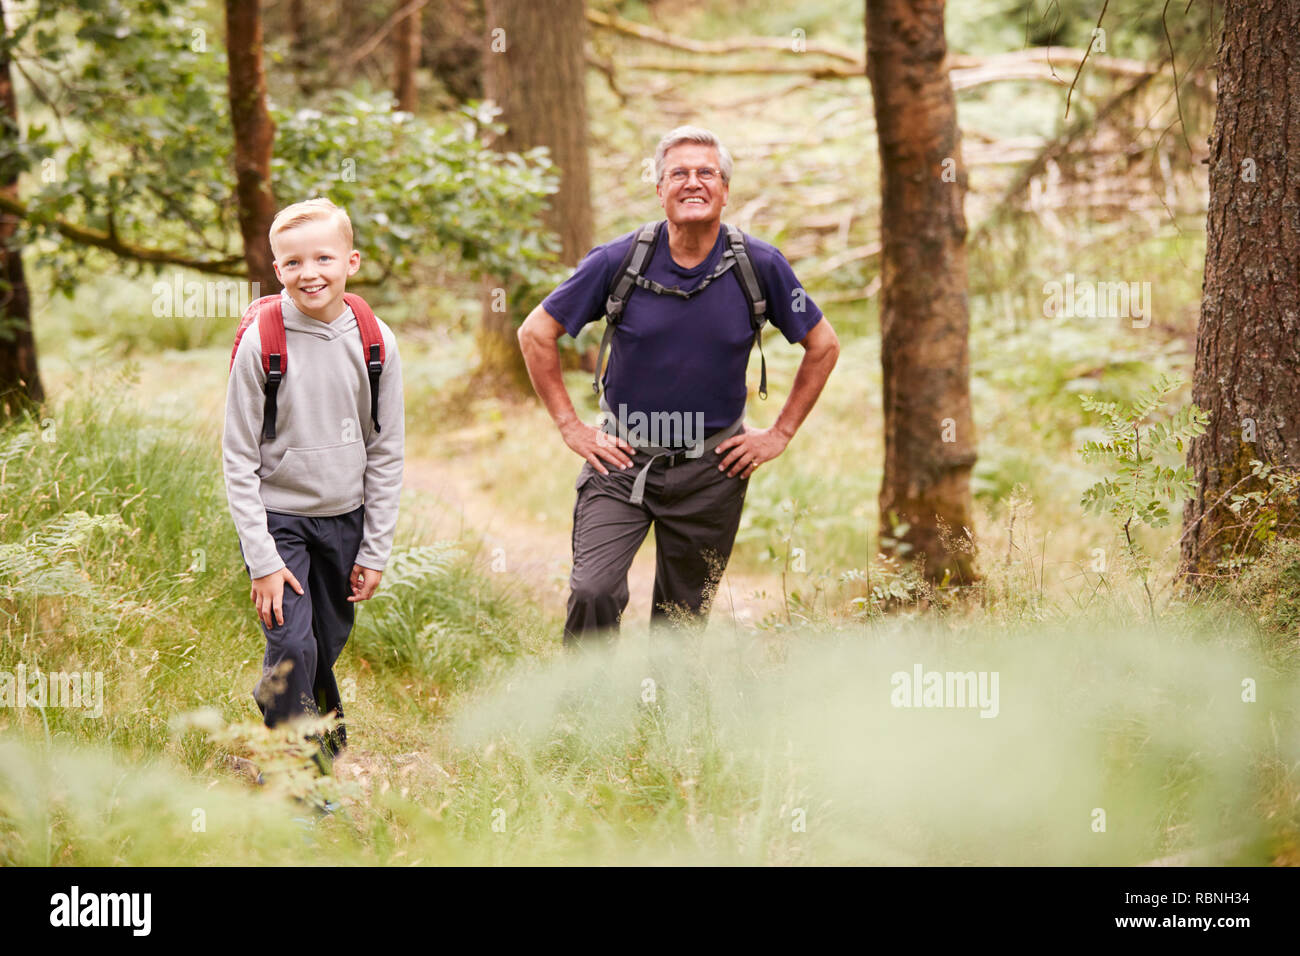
866 0 977 584
1181 0 1300 582
287 0 315 96
0 0 42 419
225 0 280 296
479 0 592 389
394 1 422 112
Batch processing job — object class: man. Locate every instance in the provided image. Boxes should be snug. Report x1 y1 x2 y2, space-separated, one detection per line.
518 126 838 644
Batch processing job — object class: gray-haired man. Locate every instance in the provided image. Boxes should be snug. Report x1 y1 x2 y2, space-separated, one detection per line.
518 127 839 644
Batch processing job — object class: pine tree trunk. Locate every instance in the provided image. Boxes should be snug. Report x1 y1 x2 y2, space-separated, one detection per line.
479 0 592 389
866 0 977 584
226 0 280 296
0 0 42 419
1181 0 1300 582
394 2 422 113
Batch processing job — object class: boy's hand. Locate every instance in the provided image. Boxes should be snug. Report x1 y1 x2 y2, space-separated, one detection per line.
348 564 382 602
250 567 304 628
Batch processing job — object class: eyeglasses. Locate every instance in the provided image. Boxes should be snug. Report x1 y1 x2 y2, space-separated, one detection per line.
666 166 722 184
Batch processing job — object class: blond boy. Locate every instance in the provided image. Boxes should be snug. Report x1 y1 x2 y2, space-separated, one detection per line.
222 198 404 764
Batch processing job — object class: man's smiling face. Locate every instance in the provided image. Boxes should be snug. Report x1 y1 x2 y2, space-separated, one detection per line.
656 143 729 227
271 217 361 322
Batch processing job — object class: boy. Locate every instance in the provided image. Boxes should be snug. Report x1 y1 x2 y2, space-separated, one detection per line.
222 198 404 768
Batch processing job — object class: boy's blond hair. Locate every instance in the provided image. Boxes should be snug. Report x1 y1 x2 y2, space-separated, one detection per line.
269 198 354 256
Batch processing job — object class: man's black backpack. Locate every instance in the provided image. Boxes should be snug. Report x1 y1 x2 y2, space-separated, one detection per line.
593 220 769 403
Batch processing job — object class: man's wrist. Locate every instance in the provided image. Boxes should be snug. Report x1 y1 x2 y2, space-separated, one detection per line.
773 420 797 443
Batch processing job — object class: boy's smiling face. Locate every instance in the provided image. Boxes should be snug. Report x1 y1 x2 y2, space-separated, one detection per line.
271 217 361 323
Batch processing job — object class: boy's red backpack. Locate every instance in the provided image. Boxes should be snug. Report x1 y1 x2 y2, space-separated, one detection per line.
230 292 386 441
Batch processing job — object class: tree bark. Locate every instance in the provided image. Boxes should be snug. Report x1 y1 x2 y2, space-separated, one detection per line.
479 0 592 389
0 0 42 419
225 0 279 296
1181 0 1300 582
483 0 590 265
394 0 422 112
866 0 977 584
287 0 315 96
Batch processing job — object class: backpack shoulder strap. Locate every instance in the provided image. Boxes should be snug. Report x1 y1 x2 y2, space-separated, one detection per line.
594 221 662 397
345 292 386 435
605 221 662 325
230 295 283 373
722 224 768 331
231 295 287 440
722 225 771 400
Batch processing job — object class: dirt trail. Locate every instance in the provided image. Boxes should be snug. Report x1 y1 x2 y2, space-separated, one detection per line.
402 454 781 628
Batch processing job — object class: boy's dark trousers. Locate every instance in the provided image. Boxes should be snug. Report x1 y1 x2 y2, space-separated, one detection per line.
239 505 365 762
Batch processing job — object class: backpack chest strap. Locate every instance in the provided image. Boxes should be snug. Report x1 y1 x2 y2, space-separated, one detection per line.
631 253 737 299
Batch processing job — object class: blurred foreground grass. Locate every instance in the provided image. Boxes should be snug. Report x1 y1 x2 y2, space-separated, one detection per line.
1 390 1297 865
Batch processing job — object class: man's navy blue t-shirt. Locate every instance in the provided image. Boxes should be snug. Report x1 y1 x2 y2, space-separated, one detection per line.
542 223 822 434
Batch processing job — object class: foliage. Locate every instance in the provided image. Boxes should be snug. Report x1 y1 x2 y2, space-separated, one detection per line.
841 552 929 618
6 0 559 295
272 97 561 286
1218 460 1300 572
1076 373 1208 617
1078 373 1208 531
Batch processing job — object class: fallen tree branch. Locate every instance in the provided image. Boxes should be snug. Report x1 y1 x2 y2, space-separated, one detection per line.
812 275 882 305
585 49 626 104
803 242 881 280
616 57 859 79
589 9 1159 88
617 48 1159 91
969 70 1159 242
586 9 861 64
945 47 1153 80
0 192 247 276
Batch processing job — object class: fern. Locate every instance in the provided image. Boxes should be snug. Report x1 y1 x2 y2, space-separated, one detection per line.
1076 376 1209 618
1077 376 1208 531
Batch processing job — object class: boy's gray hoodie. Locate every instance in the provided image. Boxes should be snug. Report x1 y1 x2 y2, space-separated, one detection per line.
222 291 405 579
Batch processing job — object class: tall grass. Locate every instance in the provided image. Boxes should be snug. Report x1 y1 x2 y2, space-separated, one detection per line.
4 606 1297 865
4 335 1297 866
0 380 552 769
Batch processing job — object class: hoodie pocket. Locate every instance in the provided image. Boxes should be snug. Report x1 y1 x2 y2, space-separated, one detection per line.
261 440 367 513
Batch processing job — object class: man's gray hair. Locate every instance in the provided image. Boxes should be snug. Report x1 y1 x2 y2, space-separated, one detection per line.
654 126 733 185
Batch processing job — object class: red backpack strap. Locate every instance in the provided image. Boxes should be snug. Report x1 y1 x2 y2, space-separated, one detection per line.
230 296 285 372
344 292 386 434
256 298 287 440
229 296 286 441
